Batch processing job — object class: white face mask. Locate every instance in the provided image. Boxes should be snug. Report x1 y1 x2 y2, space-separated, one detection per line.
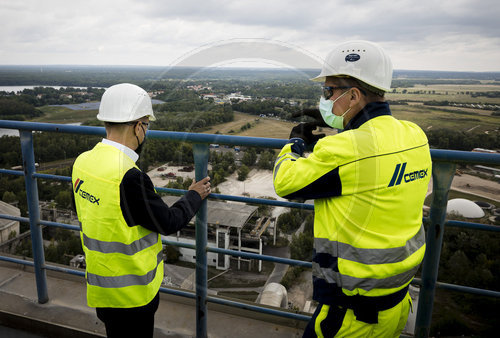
319 90 351 129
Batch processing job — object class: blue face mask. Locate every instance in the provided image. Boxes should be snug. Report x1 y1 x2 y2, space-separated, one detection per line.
319 91 351 129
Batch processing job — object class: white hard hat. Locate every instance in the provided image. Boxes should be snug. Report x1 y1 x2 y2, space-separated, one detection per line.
312 40 393 92
97 83 156 122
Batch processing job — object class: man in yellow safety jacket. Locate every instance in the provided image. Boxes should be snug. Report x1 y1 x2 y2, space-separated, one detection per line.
72 83 211 337
273 41 431 337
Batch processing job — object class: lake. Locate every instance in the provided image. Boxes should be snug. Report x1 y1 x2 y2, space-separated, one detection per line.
0 83 164 136
0 85 91 137
0 85 97 93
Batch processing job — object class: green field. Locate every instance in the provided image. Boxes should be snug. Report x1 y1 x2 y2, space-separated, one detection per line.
390 104 499 133
373 81 500 134
35 106 98 123
388 83 500 104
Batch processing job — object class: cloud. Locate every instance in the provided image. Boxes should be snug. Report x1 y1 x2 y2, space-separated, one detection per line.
137 0 314 30
0 0 499 71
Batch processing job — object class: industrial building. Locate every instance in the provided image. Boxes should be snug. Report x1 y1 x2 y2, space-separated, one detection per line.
162 196 276 271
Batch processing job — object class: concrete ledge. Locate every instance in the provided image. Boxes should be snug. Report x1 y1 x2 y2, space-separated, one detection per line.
0 308 103 338
0 259 305 337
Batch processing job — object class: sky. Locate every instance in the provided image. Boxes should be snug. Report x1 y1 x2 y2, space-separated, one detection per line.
1 0 499 72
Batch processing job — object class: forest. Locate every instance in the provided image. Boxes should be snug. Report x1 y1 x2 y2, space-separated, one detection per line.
0 97 44 120
1 65 498 86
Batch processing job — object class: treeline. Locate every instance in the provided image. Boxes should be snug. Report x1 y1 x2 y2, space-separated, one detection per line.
0 66 169 87
34 134 102 164
154 104 233 132
0 66 319 87
3 66 496 89
231 99 301 120
0 97 43 120
426 128 499 150
239 81 319 99
422 100 500 110
470 91 500 98
0 86 106 107
392 79 483 88
0 133 101 168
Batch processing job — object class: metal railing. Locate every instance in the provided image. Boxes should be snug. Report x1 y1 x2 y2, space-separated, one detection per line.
0 120 499 338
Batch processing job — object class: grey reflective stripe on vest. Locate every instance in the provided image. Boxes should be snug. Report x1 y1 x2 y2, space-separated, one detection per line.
86 251 163 288
274 152 301 180
83 232 158 256
314 224 425 265
313 261 420 291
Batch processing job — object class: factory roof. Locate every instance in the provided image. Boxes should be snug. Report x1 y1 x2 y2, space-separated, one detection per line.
162 196 259 228
0 201 20 231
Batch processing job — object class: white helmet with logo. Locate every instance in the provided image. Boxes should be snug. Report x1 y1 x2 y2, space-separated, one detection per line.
312 40 393 92
97 83 156 122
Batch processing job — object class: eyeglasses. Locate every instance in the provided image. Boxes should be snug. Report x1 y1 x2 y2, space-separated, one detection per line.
323 86 351 100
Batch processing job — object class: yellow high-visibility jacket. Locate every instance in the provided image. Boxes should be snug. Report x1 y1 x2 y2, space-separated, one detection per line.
72 142 163 308
273 102 431 301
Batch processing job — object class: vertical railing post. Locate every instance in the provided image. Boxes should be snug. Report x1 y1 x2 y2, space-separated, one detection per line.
193 143 209 338
19 130 48 304
415 161 456 337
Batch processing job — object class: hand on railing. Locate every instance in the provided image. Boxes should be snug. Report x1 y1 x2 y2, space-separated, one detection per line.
189 176 211 199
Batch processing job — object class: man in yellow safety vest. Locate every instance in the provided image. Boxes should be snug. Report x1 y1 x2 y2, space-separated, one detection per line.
273 41 431 337
72 83 211 337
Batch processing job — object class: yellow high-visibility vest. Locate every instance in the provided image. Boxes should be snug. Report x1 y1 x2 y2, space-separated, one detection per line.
274 114 431 298
72 142 163 308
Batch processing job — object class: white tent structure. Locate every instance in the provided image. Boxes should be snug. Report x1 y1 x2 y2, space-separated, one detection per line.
447 198 485 218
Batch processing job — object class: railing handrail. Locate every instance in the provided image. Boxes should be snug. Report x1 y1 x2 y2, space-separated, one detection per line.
2 120 500 165
1 119 499 338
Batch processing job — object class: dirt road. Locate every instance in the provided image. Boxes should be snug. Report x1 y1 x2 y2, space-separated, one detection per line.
427 173 500 203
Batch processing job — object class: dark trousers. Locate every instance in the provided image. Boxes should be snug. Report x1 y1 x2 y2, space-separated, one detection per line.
303 303 347 338
96 292 160 338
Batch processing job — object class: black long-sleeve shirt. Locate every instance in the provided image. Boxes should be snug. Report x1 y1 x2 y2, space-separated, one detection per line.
119 168 202 235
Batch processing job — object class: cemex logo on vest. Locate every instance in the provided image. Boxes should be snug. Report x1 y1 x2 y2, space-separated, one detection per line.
74 178 100 205
388 162 428 187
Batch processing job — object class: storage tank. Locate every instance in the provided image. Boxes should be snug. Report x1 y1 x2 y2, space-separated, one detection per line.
259 282 288 308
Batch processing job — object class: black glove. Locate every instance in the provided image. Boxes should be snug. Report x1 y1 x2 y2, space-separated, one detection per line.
289 122 326 146
292 108 330 128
